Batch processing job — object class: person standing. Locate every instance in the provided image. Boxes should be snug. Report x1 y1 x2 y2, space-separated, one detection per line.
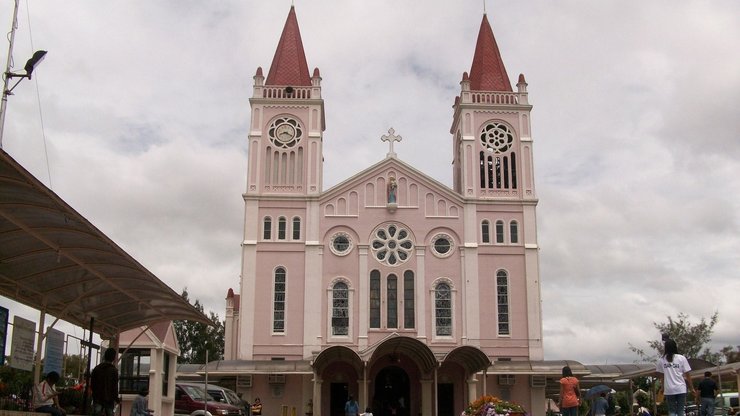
698 371 719 416
33 371 65 416
593 393 609 416
344 395 360 416
91 347 119 416
656 339 696 416
250 397 262 416
559 366 580 416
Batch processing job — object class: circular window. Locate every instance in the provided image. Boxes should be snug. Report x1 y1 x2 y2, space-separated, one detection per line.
431 233 455 258
330 232 353 256
480 122 514 153
268 117 303 148
371 224 413 266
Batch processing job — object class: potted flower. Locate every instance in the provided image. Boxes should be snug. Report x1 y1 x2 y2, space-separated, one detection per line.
462 395 526 416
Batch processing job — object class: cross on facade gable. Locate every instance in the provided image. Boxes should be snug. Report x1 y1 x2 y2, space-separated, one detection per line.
381 127 402 158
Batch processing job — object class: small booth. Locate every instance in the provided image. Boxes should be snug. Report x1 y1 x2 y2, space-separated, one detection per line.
117 322 181 416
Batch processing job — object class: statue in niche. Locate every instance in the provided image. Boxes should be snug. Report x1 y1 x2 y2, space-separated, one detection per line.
387 177 398 204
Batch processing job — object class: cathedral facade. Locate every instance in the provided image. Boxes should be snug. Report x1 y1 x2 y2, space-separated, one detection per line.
222 7 545 416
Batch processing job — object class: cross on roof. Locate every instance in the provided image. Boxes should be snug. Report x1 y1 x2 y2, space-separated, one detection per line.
381 128 402 158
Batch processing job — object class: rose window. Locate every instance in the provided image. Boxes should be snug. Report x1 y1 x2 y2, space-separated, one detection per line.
480 122 514 153
268 117 302 149
371 224 413 266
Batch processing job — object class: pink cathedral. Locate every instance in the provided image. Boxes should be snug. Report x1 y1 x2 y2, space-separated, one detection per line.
221 6 545 416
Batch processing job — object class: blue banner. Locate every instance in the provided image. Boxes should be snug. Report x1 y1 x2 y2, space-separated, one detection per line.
44 327 65 375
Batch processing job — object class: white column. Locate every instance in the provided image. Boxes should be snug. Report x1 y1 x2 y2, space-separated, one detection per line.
303 200 323 357
530 385 546 416
421 378 433 416
360 364 369 412
358 245 369 349
467 374 479 405
149 348 163 416
462 202 480 346
415 247 426 340
313 375 323 416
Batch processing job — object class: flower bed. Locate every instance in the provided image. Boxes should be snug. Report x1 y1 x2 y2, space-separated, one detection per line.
462 395 526 416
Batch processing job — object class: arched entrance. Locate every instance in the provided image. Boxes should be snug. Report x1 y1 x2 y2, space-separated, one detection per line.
373 366 409 416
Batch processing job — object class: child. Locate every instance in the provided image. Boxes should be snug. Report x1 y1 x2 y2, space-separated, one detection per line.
360 407 374 416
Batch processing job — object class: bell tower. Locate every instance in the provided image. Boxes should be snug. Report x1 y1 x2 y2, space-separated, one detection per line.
246 6 325 197
450 13 543 361
450 13 535 201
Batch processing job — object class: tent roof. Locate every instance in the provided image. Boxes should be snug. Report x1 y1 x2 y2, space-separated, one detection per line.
0 150 213 338
487 360 590 375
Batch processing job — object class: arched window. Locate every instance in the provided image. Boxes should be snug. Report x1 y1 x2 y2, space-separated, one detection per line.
263 217 272 240
331 282 349 336
510 221 519 244
435 283 452 336
404 271 415 329
277 217 287 240
387 274 398 329
481 220 491 243
369 270 381 329
292 216 301 240
497 270 510 335
495 220 505 243
273 267 286 333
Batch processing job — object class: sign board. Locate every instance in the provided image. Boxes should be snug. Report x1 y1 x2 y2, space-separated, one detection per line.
0 306 8 366
10 316 36 371
44 327 65 375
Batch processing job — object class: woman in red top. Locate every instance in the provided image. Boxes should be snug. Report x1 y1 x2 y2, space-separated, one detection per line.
559 366 581 416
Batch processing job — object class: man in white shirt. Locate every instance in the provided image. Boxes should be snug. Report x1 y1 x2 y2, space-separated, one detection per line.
33 371 65 416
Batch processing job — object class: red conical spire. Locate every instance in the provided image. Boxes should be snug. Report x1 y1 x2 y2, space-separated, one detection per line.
265 6 311 86
468 14 512 92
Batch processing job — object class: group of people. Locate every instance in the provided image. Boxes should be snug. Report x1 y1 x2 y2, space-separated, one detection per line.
32 347 152 416
558 338 723 416
31 338 724 416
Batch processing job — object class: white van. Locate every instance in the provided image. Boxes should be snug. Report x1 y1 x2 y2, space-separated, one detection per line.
716 392 738 413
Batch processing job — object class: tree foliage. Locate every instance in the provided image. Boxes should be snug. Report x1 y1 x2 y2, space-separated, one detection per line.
719 345 740 364
629 312 719 362
63 354 88 383
173 289 225 364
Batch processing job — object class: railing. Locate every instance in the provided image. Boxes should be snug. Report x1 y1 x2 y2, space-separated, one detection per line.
470 91 519 105
262 86 313 99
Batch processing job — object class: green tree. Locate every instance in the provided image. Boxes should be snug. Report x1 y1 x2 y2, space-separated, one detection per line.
63 354 88 383
174 289 225 364
629 312 719 362
0 364 33 409
719 345 740 364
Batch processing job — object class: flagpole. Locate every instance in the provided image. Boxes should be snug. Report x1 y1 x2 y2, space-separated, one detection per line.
0 0 21 149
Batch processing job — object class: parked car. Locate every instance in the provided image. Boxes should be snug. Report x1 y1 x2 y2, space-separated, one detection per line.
174 383 243 416
179 382 246 409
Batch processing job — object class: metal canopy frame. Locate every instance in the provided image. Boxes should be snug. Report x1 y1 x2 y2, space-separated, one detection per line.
0 149 213 338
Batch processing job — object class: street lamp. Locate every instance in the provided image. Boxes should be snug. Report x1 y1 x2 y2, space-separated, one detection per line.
0 0 48 148
10 50 47 81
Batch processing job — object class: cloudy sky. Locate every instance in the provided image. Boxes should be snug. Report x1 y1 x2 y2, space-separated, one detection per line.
1 1 738 365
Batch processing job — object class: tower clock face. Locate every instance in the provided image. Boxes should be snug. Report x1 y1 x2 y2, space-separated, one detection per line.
268 117 302 148
275 124 296 142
